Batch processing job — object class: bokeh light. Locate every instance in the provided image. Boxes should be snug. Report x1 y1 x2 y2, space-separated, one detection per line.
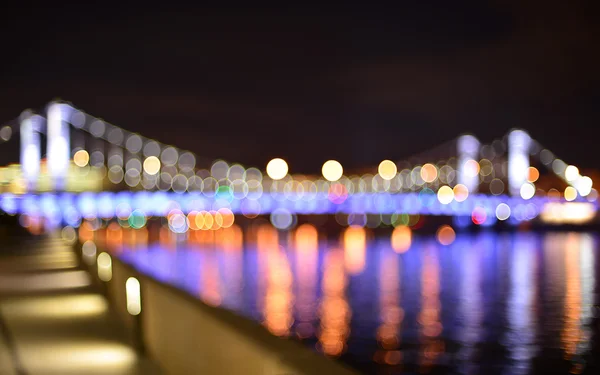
73 150 90 167
495 203 511 221
453 184 469 202
391 225 411 253
564 165 579 182
437 185 454 205
471 207 487 225
527 167 539 183
564 186 577 201
266 158 288 180
378 160 397 181
420 163 438 183
271 208 295 230
322 160 343 182
436 225 455 245
143 156 161 175
520 183 535 200
463 159 480 178
0 125 12 141
489 178 504 195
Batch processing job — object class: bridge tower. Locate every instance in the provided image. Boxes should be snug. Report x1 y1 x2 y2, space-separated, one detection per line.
46 102 72 191
457 134 480 193
20 110 43 191
507 129 531 196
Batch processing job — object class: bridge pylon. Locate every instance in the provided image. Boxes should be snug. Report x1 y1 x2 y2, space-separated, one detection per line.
507 129 531 196
46 101 73 191
457 134 480 193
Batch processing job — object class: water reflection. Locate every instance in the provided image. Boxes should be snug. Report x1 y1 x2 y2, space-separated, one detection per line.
505 234 538 375
456 236 483 374
419 243 444 372
87 225 599 374
294 224 319 339
375 245 403 367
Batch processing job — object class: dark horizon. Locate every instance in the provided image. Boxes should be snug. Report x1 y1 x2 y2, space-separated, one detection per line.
1 2 599 173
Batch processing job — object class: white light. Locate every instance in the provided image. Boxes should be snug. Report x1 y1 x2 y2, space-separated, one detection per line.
495 203 511 221
564 165 579 182
540 202 595 224
125 277 141 316
508 130 531 196
266 158 288 180
322 160 343 182
437 185 454 204
520 183 535 200
143 156 161 175
0 125 11 141
576 176 593 197
126 134 143 153
47 103 71 189
457 134 481 193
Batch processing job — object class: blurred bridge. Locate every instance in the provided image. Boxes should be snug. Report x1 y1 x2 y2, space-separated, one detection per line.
0 101 597 229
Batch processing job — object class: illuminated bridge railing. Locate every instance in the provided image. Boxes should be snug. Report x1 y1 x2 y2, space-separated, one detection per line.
1 191 596 228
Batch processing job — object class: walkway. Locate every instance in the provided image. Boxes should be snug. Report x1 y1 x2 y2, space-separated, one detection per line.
0 228 162 375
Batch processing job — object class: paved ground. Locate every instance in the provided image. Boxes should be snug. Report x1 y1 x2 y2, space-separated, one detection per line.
0 228 162 375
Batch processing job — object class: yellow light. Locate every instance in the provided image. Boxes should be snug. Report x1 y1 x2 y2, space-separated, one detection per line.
143 156 161 175
453 184 469 202
564 186 577 201
125 277 141 316
527 167 539 183
322 160 343 182
540 202 595 224
73 150 90 167
266 158 288 180
378 160 397 181
420 163 438 183
565 165 579 182
97 252 112 282
437 185 454 205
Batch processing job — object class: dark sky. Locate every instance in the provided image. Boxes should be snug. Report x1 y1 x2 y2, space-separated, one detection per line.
1 2 599 173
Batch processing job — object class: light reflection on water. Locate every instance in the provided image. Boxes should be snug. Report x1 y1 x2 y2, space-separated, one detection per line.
110 225 598 374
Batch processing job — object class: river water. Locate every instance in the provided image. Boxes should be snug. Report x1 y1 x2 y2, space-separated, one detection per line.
114 224 599 374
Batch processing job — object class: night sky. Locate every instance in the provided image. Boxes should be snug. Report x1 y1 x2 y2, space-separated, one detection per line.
1 2 598 173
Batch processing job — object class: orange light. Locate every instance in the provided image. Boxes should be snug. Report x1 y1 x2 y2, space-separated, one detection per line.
391 225 411 253
343 226 366 275
217 208 235 228
295 224 318 253
453 184 469 202
257 224 279 251
420 163 438 183
187 211 200 230
436 225 456 245
527 167 539 183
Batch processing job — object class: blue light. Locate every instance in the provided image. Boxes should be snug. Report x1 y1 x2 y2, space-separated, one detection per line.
97 192 115 219
453 215 472 229
64 206 82 227
0 193 18 215
77 192 97 219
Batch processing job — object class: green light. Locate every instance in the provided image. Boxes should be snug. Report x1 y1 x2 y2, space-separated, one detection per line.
391 213 409 227
128 209 147 229
216 185 233 201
